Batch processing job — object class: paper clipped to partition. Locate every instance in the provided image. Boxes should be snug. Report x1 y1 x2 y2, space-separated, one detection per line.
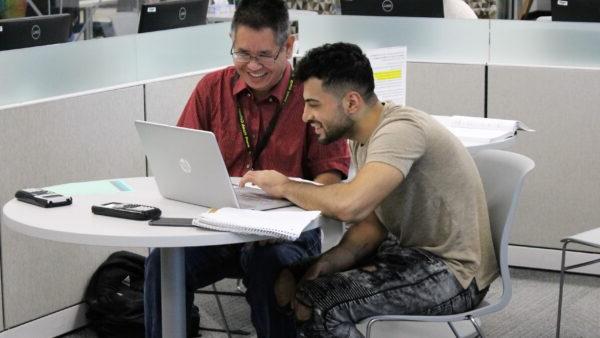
432 115 534 144
366 46 407 106
192 207 321 241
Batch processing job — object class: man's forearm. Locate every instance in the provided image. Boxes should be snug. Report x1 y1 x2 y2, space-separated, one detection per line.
318 244 363 274
281 180 349 220
242 163 402 222
304 212 388 278
313 170 343 185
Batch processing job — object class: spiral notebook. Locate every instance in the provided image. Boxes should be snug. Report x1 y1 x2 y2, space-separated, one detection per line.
192 207 321 241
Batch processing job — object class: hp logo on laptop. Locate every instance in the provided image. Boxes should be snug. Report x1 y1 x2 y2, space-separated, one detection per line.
179 158 192 174
178 7 187 21
381 0 394 12
31 25 42 40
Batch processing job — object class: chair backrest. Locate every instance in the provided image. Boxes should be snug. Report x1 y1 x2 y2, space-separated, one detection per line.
472 150 535 313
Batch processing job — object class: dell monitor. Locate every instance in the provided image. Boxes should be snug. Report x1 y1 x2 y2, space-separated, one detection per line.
340 0 444 18
138 0 209 34
0 14 71 51
552 0 600 23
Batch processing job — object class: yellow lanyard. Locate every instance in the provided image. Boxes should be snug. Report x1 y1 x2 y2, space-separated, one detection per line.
236 78 294 169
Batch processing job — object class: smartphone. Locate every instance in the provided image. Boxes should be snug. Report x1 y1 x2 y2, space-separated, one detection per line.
91 202 161 221
15 188 72 208
148 217 195 227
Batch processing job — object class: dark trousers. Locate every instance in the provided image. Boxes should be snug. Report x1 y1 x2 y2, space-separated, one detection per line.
144 228 321 338
295 237 489 338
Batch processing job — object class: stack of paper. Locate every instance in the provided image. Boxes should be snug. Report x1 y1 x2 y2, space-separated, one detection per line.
192 207 321 241
433 115 534 144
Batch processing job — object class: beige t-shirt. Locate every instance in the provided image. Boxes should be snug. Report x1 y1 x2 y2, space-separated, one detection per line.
351 103 498 289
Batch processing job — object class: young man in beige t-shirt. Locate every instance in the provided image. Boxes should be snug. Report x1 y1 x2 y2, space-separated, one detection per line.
241 42 498 337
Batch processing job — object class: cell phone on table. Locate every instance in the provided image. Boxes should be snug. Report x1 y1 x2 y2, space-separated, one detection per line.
148 217 195 227
91 202 161 221
15 188 72 208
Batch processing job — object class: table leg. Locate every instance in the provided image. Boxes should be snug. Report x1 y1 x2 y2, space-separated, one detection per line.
160 247 187 338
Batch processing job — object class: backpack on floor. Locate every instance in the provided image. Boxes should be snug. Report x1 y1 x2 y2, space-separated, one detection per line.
84 250 200 338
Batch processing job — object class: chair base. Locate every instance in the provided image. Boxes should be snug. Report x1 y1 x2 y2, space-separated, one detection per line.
197 326 251 336
361 319 483 338
194 283 248 338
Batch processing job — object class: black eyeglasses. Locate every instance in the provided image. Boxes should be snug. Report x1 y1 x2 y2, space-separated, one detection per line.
230 46 283 66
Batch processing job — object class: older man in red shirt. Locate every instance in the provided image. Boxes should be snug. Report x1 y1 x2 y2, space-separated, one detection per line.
143 1 350 338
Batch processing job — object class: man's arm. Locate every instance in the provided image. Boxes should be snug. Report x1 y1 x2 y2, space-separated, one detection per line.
313 170 343 185
303 211 387 279
254 170 341 246
274 211 387 308
241 161 403 223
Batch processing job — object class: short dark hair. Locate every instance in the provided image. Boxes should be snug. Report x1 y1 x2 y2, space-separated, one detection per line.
294 42 376 102
231 0 290 46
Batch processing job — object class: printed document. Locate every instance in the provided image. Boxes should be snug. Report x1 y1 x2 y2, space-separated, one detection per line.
366 46 407 106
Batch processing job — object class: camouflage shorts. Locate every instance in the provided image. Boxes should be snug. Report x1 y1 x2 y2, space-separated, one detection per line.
295 239 488 338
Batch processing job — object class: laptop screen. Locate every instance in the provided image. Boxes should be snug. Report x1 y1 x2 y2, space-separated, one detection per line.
138 0 209 33
340 0 444 18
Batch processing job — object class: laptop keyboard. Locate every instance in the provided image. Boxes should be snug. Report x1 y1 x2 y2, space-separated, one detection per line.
232 186 293 210
234 186 274 200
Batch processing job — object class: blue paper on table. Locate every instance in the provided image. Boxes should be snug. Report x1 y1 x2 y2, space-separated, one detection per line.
45 179 133 196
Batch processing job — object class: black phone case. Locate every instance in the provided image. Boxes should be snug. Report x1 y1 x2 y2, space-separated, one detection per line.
91 203 161 221
148 217 195 227
15 189 72 208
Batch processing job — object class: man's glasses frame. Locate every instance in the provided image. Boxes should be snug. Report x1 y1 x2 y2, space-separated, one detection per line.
230 45 284 66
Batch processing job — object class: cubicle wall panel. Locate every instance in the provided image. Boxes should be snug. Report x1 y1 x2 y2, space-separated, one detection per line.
406 62 485 117
488 65 600 249
0 86 147 327
144 73 206 125
1 233 148 328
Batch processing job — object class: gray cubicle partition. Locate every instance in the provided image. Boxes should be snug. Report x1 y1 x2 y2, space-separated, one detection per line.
144 73 206 125
406 62 484 117
0 86 147 328
488 20 600 262
487 20 600 271
488 65 600 250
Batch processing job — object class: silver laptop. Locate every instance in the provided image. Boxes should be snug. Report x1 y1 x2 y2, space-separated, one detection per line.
134 120 293 210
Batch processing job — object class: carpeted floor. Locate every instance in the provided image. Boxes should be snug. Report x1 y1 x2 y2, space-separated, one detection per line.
483 268 600 338
62 267 600 338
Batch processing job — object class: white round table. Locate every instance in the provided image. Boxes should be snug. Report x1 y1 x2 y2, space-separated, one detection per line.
2 177 329 338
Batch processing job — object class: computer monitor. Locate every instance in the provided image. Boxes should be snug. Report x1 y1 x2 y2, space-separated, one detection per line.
0 14 71 52
551 0 600 23
340 0 444 18
138 0 209 34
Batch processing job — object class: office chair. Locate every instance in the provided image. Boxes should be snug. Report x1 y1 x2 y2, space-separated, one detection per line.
359 149 535 338
194 277 249 338
556 226 600 337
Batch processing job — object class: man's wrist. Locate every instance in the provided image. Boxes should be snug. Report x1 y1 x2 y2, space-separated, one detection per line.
280 179 296 199
287 256 319 281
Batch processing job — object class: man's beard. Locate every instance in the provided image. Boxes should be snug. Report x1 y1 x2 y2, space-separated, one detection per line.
318 105 353 144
